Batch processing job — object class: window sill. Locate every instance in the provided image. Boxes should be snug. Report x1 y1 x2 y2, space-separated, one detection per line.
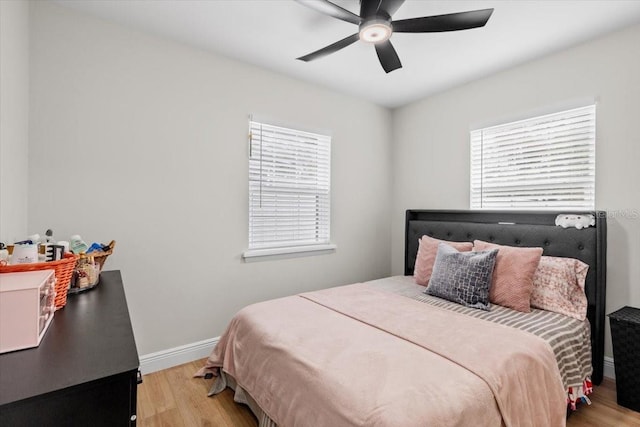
243 244 336 260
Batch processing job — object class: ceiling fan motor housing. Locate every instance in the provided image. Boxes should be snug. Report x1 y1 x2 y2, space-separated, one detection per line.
359 17 393 43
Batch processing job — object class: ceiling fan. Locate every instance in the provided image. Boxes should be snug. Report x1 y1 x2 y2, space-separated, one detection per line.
295 0 494 73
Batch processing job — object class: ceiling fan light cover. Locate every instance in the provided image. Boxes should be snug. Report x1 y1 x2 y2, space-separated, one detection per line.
359 20 393 43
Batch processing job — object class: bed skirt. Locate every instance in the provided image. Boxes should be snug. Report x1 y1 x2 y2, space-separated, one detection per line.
210 371 278 427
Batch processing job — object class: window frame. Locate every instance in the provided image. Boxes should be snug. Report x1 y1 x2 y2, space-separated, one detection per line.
470 105 596 210
243 116 335 259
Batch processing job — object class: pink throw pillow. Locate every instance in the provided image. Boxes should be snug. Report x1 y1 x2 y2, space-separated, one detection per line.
414 236 473 286
531 256 589 320
473 240 543 313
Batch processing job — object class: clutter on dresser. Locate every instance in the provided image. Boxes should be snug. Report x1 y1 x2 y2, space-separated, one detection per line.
68 239 115 294
69 253 99 293
0 229 116 306
0 251 77 310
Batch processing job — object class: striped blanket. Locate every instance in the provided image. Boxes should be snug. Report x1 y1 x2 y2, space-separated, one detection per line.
366 276 593 407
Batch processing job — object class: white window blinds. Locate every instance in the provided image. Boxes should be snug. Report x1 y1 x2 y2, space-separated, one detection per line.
248 119 331 251
470 105 596 209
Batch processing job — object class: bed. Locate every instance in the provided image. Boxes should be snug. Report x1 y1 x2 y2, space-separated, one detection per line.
197 210 607 427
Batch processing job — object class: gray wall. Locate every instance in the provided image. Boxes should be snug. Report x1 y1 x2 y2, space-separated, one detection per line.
28 2 392 355
391 24 640 358
0 0 29 243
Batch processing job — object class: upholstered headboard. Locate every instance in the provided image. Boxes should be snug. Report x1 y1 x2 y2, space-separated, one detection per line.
404 210 607 384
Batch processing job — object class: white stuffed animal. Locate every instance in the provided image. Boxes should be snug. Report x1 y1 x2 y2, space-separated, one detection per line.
555 214 595 229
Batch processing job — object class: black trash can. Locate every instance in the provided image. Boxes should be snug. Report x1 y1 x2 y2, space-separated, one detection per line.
609 306 640 412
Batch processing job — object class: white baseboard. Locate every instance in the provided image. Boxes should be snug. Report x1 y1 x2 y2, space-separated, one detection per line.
604 356 615 380
139 337 219 375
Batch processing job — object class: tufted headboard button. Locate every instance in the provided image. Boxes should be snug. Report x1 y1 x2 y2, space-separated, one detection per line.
515 239 521 245
489 236 495 242
544 240 551 246
578 244 585 250
467 233 472 239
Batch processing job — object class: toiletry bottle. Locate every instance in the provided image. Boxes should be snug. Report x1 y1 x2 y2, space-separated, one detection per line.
70 235 89 254
76 253 90 288
87 255 98 285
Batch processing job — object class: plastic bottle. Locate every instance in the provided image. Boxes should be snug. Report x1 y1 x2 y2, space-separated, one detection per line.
70 235 89 254
76 254 90 288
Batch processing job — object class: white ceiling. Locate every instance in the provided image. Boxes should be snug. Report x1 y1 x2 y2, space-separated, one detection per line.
54 0 640 108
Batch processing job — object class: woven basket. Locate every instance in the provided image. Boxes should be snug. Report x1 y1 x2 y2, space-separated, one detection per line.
90 240 115 273
609 306 640 411
0 253 78 310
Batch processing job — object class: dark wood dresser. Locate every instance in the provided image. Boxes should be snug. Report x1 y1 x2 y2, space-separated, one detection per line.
0 270 139 426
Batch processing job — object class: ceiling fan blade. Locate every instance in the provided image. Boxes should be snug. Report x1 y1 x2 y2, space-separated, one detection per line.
297 33 360 62
360 0 380 18
378 0 406 18
392 8 494 33
375 40 402 73
295 0 361 25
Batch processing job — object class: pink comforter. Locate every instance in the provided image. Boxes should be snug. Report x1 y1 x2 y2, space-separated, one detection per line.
198 284 566 427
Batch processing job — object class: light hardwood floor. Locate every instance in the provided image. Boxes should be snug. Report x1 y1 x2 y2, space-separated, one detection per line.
138 359 640 426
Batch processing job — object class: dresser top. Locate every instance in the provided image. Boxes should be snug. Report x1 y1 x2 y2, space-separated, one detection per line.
0 270 139 406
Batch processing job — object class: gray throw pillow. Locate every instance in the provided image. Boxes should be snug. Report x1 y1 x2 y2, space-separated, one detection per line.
426 243 498 311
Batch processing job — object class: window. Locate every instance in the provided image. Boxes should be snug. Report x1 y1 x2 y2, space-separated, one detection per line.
470 105 595 210
244 117 333 258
